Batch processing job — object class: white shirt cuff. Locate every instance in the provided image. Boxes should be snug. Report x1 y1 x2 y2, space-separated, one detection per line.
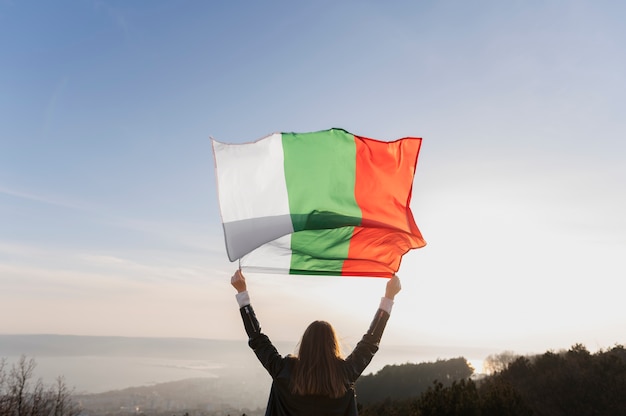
235 291 250 308
379 297 394 314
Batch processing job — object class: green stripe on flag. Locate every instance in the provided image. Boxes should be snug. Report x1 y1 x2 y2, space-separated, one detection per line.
282 129 363 274
281 129 362 231
289 227 355 274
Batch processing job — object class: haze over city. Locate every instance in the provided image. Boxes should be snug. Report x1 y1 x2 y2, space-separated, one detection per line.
1 0 624 374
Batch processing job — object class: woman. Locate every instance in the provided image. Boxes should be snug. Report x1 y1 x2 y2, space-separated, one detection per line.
231 269 401 415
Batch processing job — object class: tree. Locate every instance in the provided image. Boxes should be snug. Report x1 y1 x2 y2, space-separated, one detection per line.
414 379 480 416
483 351 519 375
0 355 80 416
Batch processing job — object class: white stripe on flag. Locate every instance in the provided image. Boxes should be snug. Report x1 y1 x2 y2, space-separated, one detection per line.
240 234 293 274
213 133 291 222
213 134 295 260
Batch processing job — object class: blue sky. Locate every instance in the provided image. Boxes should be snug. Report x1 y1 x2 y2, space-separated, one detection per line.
1 0 625 362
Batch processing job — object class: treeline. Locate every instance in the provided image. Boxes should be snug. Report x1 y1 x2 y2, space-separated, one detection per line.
356 357 473 405
5 343 625 416
357 343 626 416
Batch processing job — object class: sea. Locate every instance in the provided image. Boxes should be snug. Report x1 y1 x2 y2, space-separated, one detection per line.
0 335 496 394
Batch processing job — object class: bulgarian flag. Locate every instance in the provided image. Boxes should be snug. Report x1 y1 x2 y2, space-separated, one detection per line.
212 128 426 278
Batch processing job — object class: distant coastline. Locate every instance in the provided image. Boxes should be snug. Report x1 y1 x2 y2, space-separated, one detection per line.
0 334 499 394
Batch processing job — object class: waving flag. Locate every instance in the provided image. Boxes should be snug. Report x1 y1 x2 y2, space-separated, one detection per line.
212 128 425 277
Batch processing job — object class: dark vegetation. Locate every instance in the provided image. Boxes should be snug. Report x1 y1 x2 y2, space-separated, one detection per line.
356 357 473 405
358 343 626 416
3 343 625 416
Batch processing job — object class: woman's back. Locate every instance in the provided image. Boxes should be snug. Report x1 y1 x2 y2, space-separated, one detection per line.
231 270 401 415
264 357 358 416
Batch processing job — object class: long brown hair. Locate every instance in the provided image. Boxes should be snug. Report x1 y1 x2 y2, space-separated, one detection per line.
290 320 347 398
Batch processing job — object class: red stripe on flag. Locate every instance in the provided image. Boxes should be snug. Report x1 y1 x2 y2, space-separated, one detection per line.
343 135 426 277
341 227 416 277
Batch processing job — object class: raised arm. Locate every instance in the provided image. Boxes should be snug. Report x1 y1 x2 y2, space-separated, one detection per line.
345 275 402 381
231 269 285 378
231 269 257 335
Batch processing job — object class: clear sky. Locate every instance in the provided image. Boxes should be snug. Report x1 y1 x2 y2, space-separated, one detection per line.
1 1 625 359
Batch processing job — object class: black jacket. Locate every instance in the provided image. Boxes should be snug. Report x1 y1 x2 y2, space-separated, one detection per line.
240 304 390 416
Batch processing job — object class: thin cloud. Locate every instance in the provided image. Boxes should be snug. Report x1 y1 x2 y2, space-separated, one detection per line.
0 185 85 210
0 183 224 254
0 241 212 285
79 253 208 282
